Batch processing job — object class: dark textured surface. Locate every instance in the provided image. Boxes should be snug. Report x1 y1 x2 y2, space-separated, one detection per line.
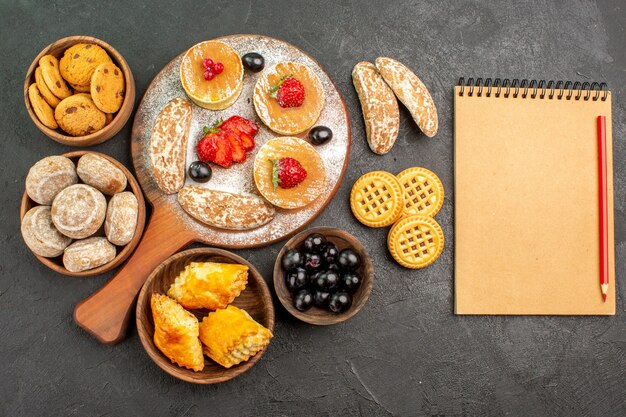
1 1 624 416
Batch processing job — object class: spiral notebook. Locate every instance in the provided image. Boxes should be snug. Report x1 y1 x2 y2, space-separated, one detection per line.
454 79 615 315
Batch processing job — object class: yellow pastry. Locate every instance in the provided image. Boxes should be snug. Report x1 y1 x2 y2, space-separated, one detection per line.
150 293 204 372
396 167 444 218
179 40 243 110
253 136 326 209
167 262 248 310
199 305 272 369
253 61 325 135
350 171 403 227
387 215 444 269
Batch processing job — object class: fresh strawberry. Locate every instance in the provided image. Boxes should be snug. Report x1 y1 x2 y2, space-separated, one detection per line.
196 134 219 163
224 131 246 163
271 157 307 189
270 75 305 108
220 115 259 137
213 134 233 167
238 132 255 151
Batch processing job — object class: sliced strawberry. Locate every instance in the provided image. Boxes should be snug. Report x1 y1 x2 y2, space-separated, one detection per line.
224 131 246 163
196 133 219 163
221 115 259 137
238 132 255 151
213 133 233 168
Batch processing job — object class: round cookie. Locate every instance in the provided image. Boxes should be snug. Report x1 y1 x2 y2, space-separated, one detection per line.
90 62 125 113
63 237 116 273
34 67 60 108
28 84 58 129
26 155 78 205
21 206 72 258
55 94 106 136
105 192 138 246
350 171 404 227
51 184 106 239
387 215 444 269
396 167 444 218
39 55 72 99
59 43 112 87
76 153 127 195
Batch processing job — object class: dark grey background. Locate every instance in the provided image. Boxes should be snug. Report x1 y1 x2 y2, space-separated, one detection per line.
1 1 624 416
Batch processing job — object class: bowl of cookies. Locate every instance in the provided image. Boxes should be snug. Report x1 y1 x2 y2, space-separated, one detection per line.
136 248 274 384
24 36 135 146
20 151 146 277
273 227 374 325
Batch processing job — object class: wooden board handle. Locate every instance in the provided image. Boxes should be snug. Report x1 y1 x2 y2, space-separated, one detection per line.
73 207 194 344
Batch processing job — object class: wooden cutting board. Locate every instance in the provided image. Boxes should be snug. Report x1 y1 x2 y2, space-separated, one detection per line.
74 34 351 344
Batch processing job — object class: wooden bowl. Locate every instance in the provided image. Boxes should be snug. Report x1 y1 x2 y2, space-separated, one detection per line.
24 35 135 146
20 150 146 277
136 248 275 384
273 227 374 325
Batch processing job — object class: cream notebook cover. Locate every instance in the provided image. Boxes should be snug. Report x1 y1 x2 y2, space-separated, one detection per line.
454 79 615 315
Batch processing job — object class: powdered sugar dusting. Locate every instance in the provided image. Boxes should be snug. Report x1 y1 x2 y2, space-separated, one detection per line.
132 35 349 247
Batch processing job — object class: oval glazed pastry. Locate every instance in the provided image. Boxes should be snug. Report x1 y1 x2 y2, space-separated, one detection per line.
63 237 116 272
76 153 127 195
352 61 399 154
253 137 326 209
26 155 77 205
104 192 138 246
178 186 275 230
51 184 107 239
375 57 438 137
21 206 72 258
253 62 325 135
149 97 193 194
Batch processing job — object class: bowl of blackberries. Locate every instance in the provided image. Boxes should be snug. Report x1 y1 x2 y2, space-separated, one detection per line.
273 227 374 325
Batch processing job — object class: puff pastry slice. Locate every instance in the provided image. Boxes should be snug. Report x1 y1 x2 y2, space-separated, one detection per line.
150 293 204 372
199 305 272 368
167 262 248 310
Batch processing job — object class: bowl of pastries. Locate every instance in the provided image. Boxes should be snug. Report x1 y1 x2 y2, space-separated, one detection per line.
20 151 146 277
136 247 274 384
24 35 135 146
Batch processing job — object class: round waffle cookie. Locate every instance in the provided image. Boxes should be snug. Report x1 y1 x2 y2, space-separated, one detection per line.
350 171 403 228
387 215 444 269
396 167 444 218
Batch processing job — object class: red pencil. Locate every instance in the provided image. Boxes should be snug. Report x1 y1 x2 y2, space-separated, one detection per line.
597 115 608 302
